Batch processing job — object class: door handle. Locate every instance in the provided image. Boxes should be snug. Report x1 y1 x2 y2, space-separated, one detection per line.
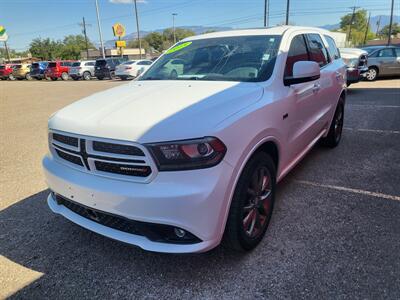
312 83 321 93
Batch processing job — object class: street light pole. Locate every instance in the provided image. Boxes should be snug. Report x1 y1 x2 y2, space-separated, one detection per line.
285 0 290 25
133 0 142 59
172 13 178 44
347 6 360 44
95 0 105 58
387 0 395 45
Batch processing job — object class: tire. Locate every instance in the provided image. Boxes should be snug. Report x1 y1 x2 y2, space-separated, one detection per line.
83 71 91 81
223 152 276 252
25 73 32 80
9 74 15 81
365 67 378 81
51 77 58 81
321 97 344 148
61 72 69 81
110 71 116 79
97 76 104 80
72 77 80 81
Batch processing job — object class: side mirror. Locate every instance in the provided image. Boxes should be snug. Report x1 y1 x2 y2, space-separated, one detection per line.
284 61 320 86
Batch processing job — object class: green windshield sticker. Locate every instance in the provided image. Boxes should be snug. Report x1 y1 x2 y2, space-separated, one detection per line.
166 42 192 54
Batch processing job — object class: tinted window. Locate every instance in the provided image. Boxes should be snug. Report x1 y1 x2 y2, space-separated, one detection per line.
48 62 57 67
72 62 81 67
31 63 39 69
378 48 395 57
395 48 400 57
0 66 4 69
140 35 282 82
85 62 95 66
306 34 329 67
284 35 309 77
95 60 107 66
324 35 340 60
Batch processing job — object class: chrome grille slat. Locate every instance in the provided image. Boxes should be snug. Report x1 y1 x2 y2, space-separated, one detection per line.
49 131 155 182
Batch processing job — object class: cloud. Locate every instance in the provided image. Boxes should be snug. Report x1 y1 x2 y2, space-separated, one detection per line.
109 0 146 4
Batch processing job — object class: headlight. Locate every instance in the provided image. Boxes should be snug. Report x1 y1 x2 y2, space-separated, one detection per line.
146 137 227 171
343 58 358 68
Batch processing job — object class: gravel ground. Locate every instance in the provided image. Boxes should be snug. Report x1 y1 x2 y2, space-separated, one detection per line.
0 78 399 299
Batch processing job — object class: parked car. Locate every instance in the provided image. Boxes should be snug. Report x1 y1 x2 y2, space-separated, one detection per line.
45 60 77 81
43 26 346 253
362 46 400 81
10 63 32 80
115 60 153 80
0 64 16 80
69 60 96 81
94 58 122 80
339 48 368 86
157 59 185 79
30 61 48 80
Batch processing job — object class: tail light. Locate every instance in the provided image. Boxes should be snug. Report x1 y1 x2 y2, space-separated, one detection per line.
146 137 227 171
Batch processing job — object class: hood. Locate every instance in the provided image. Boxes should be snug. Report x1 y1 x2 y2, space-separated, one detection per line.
49 80 263 143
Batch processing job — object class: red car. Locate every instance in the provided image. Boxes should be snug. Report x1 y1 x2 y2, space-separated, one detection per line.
45 60 77 81
0 64 16 80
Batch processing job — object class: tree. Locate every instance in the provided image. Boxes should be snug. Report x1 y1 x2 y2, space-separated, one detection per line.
162 28 195 44
29 35 95 60
339 9 375 45
0 47 29 59
379 23 400 37
144 32 164 52
127 39 150 52
29 38 63 60
59 35 95 59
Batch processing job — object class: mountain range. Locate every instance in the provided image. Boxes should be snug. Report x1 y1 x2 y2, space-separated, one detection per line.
105 15 399 48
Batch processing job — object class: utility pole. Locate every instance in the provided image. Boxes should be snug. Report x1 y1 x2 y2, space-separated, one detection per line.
347 6 360 44
285 0 290 25
375 16 381 36
80 17 90 59
387 0 395 45
264 0 270 27
133 0 142 59
4 41 11 63
363 12 371 46
172 13 178 44
95 0 105 58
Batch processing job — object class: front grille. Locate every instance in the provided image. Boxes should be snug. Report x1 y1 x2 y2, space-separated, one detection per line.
95 161 151 177
55 149 83 166
53 133 78 147
54 194 201 244
50 131 154 181
93 141 144 156
56 194 141 235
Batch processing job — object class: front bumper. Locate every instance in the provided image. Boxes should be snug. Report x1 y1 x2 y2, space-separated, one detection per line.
43 154 233 253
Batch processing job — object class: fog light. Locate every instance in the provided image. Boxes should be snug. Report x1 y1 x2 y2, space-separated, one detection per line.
174 228 186 238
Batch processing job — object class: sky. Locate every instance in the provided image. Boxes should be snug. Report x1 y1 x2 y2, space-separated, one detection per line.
0 0 397 51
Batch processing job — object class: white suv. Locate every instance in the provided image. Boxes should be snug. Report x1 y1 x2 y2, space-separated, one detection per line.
43 26 346 253
69 60 96 81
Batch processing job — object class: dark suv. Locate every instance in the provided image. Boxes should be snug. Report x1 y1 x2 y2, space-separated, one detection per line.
30 61 49 80
94 58 122 80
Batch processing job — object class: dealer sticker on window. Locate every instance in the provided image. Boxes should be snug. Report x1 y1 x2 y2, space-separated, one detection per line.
166 42 192 54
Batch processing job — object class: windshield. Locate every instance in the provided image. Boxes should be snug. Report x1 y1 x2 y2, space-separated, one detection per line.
140 35 281 82
48 62 57 68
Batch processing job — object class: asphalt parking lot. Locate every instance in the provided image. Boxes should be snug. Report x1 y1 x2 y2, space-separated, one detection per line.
1 79 399 299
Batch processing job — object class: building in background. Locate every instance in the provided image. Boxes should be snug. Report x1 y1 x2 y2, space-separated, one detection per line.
80 48 147 60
